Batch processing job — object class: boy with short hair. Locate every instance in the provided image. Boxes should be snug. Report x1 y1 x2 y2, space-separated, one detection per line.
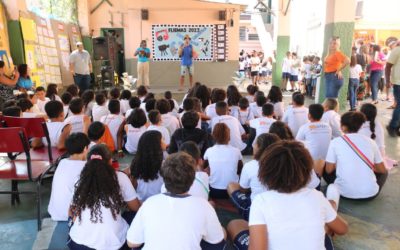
156 98 180 136
211 101 247 152
64 98 91 134
126 152 226 249
282 92 309 136
321 98 342 138
2 106 22 117
35 86 50 113
296 103 332 161
100 99 125 152
125 96 141 119
92 92 110 122
236 97 254 132
147 109 171 145
205 88 226 121
249 103 276 145
48 133 90 221
87 121 115 152
164 90 179 114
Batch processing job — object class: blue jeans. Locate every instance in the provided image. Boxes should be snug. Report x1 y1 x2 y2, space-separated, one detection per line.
73 74 91 94
370 70 383 101
389 85 400 129
325 72 343 98
348 78 359 109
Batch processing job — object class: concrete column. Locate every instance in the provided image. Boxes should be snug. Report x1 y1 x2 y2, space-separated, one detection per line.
272 0 291 87
318 0 356 110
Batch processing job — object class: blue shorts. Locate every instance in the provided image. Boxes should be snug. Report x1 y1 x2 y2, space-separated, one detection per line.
181 65 194 76
282 72 291 80
233 230 249 250
230 190 251 220
290 74 298 82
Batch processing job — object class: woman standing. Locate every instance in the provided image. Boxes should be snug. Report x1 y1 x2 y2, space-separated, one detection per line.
0 61 19 110
369 45 386 104
324 37 350 98
348 55 363 111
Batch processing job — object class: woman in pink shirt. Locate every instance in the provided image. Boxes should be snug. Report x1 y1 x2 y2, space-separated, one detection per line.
369 45 386 103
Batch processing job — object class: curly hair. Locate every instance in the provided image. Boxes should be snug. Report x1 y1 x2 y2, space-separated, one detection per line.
130 130 164 182
254 133 281 160
71 144 124 223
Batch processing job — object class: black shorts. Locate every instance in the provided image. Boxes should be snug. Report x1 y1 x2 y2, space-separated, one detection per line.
233 230 250 250
251 71 258 77
290 75 298 82
282 72 291 80
230 190 251 220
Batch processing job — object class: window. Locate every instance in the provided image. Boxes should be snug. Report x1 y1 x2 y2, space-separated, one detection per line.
26 0 78 23
239 26 246 41
248 34 259 41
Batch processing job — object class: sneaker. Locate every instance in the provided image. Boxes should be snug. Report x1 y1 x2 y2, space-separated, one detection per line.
386 125 398 137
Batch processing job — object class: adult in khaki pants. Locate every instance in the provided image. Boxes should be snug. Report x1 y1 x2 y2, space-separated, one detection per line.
135 40 150 87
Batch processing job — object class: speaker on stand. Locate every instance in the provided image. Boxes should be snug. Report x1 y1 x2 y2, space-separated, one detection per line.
92 36 119 89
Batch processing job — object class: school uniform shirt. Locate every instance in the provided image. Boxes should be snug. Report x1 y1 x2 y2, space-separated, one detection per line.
64 114 85 134
358 120 385 154
161 171 210 200
250 56 261 72
69 172 138 250
236 108 254 125
296 121 332 160
325 133 383 199
321 110 342 138
125 125 147 154
290 59 301 76
92 104 110 122
147 125 171 145
282 106 309 136
250 103 262 118
272 102 285 120
204 144 242 189
205 103 218 121
282 57 292 73
22 112 38 118
84 101 95 117
239 160 267 201
48 159 86 221
37 97 50 113
100 114 125 149
63 105 73 119
126 194 224 250
211 115 247 151
43 121 67 147
125 108 135 119
136 176 164 202
249 188 337 250
161 113 180 136
229 105 240 118
245 95 255 103
249 116 276 146
120 99 130 115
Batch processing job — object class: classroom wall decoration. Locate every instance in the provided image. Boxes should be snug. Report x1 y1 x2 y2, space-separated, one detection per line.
0 3 14 74
215 24 228 61
152 24 214 61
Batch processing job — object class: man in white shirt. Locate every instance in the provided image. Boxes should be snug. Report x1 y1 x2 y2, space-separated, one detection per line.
296 104 332 160
69 42 92 94
127 152 226 250
282 92 309 136
249 103 276 146
281 51 292 91
156 99 180 136
321 98 342 138
211 101 247 152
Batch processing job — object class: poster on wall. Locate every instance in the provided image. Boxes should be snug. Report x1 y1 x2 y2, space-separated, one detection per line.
152 24 214 61
0 3 14 75
51 19 73 85
215 24 227 61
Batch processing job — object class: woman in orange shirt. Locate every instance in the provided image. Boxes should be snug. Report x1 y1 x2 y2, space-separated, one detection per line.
324 37 350 98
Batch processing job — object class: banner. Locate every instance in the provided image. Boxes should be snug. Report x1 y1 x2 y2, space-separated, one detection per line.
152 24 214 61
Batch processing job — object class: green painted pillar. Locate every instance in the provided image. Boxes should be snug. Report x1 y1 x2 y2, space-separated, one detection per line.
318 0 356 110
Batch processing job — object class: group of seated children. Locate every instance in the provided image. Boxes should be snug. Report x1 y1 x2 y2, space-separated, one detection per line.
2 82 391 249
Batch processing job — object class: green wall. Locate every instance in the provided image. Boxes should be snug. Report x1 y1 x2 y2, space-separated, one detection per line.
318 21 355 110
272 35 290 87
7 20 25 65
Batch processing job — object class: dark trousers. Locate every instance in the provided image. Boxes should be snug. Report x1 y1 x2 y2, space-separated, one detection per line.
323 170 388 201
73 74 91 94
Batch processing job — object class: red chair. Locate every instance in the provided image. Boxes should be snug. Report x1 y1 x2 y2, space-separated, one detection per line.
2 116 66 163
0 127 52 230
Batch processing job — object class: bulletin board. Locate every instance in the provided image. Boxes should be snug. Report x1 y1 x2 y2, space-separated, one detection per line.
152 24 214 61
0 3 14 75
68 24 82 51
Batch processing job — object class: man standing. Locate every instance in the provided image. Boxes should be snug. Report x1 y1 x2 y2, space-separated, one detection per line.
134 40 150 87
69 42 92 94
178 35 197 91
386 38 400 137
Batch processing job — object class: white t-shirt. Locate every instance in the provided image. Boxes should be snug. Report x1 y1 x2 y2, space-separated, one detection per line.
245 95 255 103
236 108 254 125
92 104 110 122
100 114 125 149
296 121 332 160
37 97 50 113
48 159 86 221
43 121 67 147
249 188 337 250
250 103 262 118
63 105 73 119
282 57 292 73
162 171 209 200
126 194 224 250
325 133 383 199
64 114 85 134
350 64 363 79
249 117 276 146
204 144 242 189
358 120 385 154
282 106 309 136
125 108 133 119
272 102 285 120
290 59 301 76
147 124 171 145
161 113 180 136
250 56 261 72
69 172 138 250
84 101 94 117
205 103 218 121
120 99 130 115
321 110 342 138
136 176 164 202
125 125 147 154
239 160 267 200
22 112 38 118
210 115 247 151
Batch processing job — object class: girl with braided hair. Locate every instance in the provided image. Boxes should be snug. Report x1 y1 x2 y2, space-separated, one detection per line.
68 144 140 250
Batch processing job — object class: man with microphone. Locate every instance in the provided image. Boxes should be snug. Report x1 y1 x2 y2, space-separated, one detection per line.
135 40 151 87
178 35 198 91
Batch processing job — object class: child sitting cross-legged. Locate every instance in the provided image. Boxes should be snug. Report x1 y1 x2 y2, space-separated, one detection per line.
63 98 91 134
87 121 115 152
68 144 140 250
227 140 348 250
147 109 171 146
126 152 226 250
124 108 149 154
100 99 125 153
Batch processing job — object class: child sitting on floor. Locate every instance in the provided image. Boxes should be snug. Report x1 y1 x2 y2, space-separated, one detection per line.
61 92 73 119
100 99 125 152
64 98 91 134
321 98 342 138
125 96 141 119
92 92 110 122
282 92 309 136
124 108 149 154
147 109 171 145
87 121 115 152
249 103 276 146
120 89 132 115
35 86 50 113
